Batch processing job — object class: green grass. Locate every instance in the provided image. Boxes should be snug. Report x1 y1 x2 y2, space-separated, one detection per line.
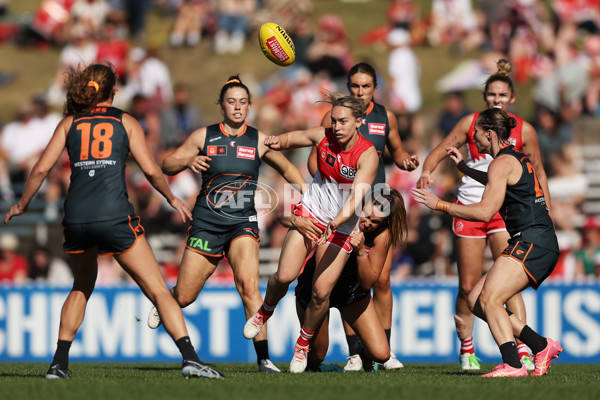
1 363 599 400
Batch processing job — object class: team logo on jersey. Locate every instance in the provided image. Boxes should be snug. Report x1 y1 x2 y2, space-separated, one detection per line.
368 123 386 136
508 138 516 146
207 145 227 156
325 153 336 167
340 163 356 179
454 221 464 232
320 149 327 160
237 146 256 160
89 170 95 177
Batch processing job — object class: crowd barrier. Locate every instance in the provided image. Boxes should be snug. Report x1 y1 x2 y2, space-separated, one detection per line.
1 281 598 363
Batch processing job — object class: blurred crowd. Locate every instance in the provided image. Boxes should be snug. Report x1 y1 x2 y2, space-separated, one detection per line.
0 0 599 286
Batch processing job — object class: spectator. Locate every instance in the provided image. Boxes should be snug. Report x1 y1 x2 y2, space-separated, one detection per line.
433 91 472 145
160 83 204 149
119 47 173 111
46 23 98 106
306 14 353 83
96 17 131 83
287 11 314 68
575 215 600 277
28 246 73 284
427 0 485 52
0 233 28 284
128 94 161 156
170 0 208 47
0 103 49 184
387 28 421 114
213 0 255 55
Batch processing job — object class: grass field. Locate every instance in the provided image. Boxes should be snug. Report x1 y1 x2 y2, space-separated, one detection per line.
1 363 599 400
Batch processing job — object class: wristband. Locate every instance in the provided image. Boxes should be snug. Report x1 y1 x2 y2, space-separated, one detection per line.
435 200 452 213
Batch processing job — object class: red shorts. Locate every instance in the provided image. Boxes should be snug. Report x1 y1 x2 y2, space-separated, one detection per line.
452 201 506 238
293 204 353 253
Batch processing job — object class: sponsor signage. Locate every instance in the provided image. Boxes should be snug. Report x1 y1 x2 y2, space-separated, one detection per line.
0 282 598 363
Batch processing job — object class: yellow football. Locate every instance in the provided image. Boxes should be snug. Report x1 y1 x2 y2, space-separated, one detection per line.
258 22 295 67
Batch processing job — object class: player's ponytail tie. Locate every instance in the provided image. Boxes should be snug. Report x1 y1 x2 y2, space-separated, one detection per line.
87 81 99 92
226 79 240 84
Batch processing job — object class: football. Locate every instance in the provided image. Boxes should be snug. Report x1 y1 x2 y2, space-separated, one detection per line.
258 22 295 67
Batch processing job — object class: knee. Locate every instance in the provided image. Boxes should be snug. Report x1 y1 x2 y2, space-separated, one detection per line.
310 287 330 308
458 281 477 299
172 289 194 308
368 343 390 364
273 269 296 287
236 277 259 302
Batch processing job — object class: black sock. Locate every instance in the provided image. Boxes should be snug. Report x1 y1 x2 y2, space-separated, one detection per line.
175 336 200 363
518 325 548 354
52 340 72 369
385 329 391 346
499 342 522 369
346 334 361 356
253 340 269 364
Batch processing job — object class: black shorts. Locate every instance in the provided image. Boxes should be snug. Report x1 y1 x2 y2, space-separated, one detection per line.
63 215 145 255
295 255 369 310
185 221 260 258
501 238 559 289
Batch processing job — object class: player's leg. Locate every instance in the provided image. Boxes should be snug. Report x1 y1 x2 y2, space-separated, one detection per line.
455 236 486 370
296 300 330 371
472 256 529 377
47 248 98 379
290 244 348 373
244 229 313 339
116 237 224 379
228 236 279 372
488 230 533 369
341 296 390 367
372 247 403 369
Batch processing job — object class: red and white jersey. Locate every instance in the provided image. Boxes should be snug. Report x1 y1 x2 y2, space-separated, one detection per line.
301 129 374 234
458 111 524 205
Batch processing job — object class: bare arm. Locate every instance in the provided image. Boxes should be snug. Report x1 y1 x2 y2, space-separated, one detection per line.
260 133 308 194
385 109 419 171
417 113 472 188
351 230 389 291
125 114 192 222
521 121 552 211
412 156 517 222
4 117 70 223
447 146 488 185
264 126 325 150
162 127 209 175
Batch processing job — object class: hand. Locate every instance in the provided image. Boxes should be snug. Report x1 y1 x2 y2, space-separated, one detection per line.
293 216 323 242
446 147 463 165
318 219 339 245
4 203 26 224
186 156 211 173
350 230 365 253
402 154 420 171
264 136 281 150
416 172 433 189
411 187 441 210
168 196 193 222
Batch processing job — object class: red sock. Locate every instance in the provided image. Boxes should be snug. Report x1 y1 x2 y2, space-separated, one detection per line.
296 326 314 348
460 337 474 355
517 342 531 358
259 301 276 319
